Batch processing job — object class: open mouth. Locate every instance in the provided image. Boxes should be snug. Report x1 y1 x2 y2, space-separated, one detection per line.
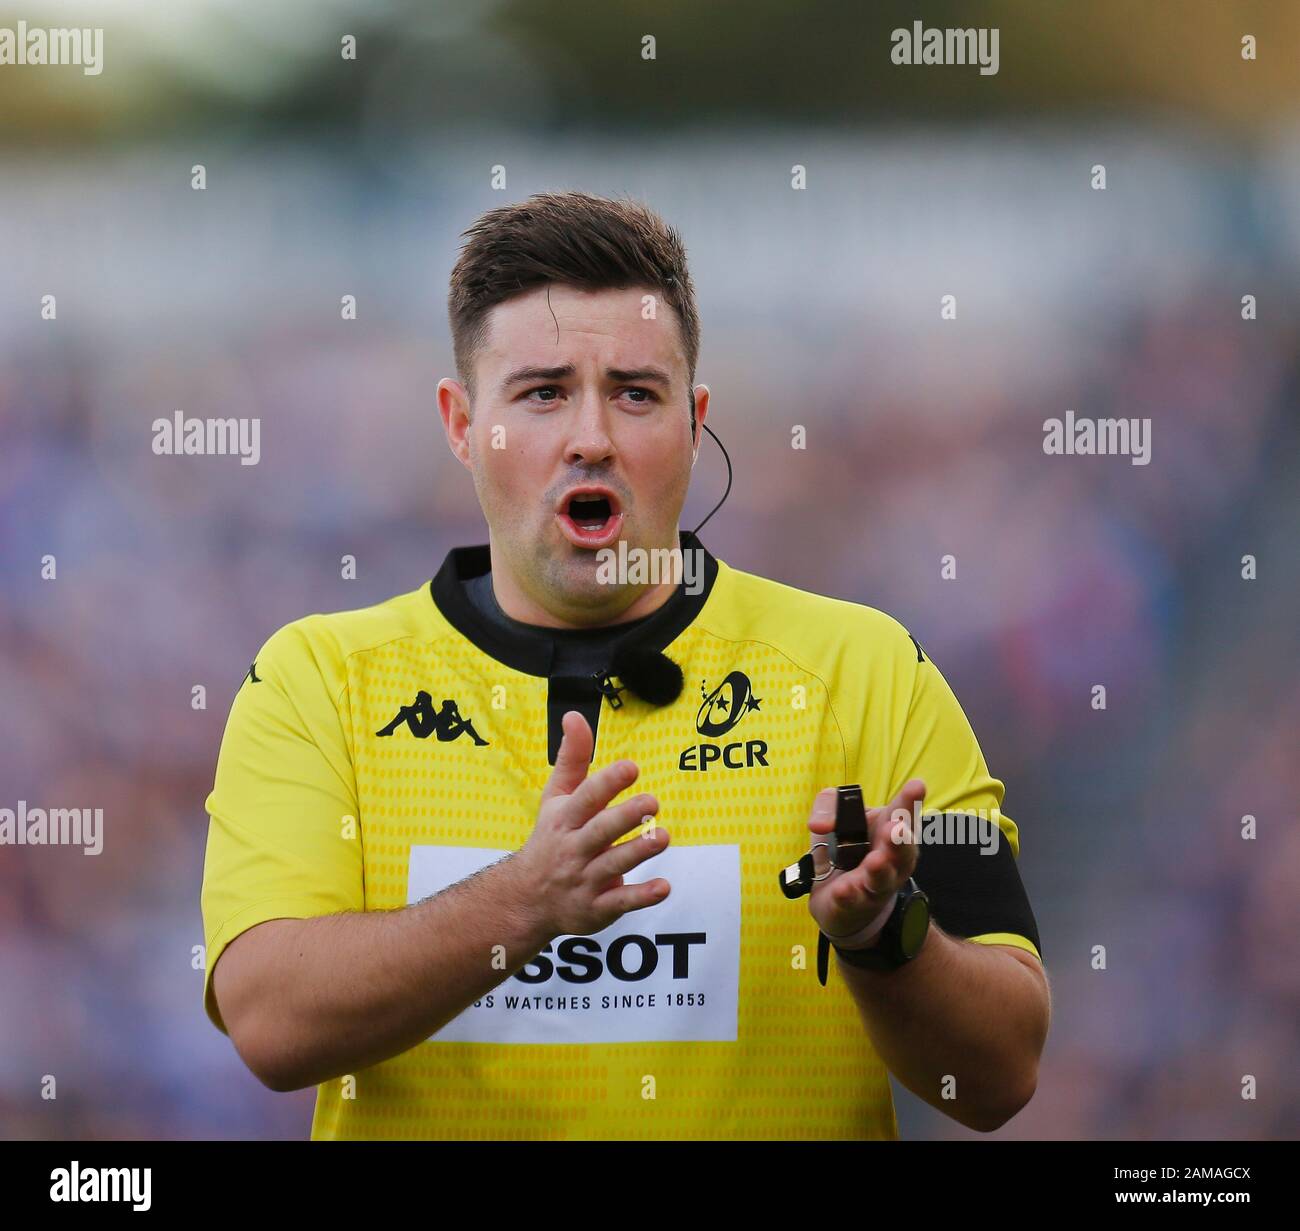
567 493 614 530
557 488 624 547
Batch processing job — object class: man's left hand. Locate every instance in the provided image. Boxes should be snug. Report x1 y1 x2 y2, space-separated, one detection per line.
805 779 927 944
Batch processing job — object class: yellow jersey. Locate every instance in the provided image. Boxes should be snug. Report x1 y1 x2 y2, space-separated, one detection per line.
200 530 1041 1139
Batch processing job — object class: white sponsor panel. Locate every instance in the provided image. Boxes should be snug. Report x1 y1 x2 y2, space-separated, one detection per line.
407 844 741 1044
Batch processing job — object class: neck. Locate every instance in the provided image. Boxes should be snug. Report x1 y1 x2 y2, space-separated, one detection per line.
487 538 682 630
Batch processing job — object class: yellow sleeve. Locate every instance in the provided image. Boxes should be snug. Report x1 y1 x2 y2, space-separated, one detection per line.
884 636 1041 962
199 619 364 1034
965 933 1042 961
887 640 1016 853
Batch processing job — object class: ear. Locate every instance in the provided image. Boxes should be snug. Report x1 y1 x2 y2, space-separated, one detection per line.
691 383 711 458
437 378 473 469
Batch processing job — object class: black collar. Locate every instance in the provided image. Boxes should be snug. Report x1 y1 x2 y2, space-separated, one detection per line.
430 530 719 677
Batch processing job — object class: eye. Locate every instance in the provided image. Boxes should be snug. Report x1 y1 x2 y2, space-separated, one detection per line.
524 385 563 403
621 387 658 405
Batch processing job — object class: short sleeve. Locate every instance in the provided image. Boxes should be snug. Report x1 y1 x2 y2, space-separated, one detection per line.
200 621 364 1034
883 634 1042 963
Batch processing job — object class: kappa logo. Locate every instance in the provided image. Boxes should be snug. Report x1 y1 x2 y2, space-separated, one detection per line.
377 690 489 745
680 670 768 771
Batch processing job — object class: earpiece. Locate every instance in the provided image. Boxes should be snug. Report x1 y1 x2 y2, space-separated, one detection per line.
690 422 732 536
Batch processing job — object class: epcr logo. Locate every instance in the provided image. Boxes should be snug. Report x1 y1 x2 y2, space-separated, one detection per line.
696 670 760 737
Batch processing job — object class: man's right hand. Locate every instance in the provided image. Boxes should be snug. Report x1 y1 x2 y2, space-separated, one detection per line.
511 709 671 939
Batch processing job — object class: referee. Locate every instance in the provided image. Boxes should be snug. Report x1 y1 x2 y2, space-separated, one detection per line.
200 190 1050 1140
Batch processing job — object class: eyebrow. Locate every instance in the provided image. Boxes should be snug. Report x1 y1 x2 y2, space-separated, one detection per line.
500 363 674 393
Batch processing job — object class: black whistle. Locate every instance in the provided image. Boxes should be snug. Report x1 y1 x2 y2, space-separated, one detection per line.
826 784 870 872
777 784 872 898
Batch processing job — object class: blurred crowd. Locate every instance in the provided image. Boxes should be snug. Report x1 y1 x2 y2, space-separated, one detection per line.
1 132 1297 1139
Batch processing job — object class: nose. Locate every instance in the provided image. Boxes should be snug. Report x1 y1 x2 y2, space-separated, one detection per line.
563 388 616 467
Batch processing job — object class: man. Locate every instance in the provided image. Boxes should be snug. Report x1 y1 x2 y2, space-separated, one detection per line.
201 190 1049 1140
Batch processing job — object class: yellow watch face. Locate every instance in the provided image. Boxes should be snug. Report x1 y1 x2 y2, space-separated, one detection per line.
900 895 931 958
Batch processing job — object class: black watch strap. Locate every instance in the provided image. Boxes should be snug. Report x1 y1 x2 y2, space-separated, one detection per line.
816 929 834 985
816 878 929 983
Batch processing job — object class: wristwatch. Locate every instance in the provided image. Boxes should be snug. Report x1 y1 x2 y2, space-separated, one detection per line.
816 877 931 983
775 785 932 984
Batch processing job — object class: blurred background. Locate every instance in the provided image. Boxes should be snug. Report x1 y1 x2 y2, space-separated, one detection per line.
1 0 1297 1139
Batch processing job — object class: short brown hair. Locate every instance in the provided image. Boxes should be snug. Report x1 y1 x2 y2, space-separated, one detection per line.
448 191 700 401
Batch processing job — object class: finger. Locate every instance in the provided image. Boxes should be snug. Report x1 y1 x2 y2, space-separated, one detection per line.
807 786 837 878
591 877 671 920
862 811 913 881
872 778 926 856
892 776 927 814
830 864 892 919
806 787 837 835
540 711 594 802
859 843 910 900
587 820 670 884
563 756 641 828
580 793 661 855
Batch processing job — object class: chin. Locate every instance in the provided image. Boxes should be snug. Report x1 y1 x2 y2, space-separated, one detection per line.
530 547 605 597
560 559 619 601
